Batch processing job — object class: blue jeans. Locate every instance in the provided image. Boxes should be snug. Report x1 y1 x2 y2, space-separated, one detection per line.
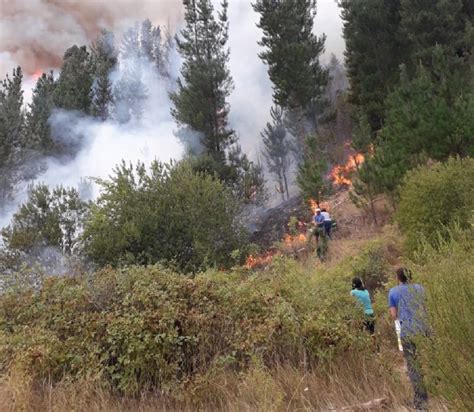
324 221 332 238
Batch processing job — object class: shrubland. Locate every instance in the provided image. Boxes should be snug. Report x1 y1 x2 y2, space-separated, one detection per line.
396 157 474 254
83 160 247 272
415 228 474 411
0 235 410 410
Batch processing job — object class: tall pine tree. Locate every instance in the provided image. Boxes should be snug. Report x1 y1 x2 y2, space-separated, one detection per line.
90 30 117 121
170 0 235 164
53 45 93 113
400 0 470 67
339 0 406 132
253 0 327 110
0 67 24 212
261 106 292 200
25 71 56 155
113 25 148 123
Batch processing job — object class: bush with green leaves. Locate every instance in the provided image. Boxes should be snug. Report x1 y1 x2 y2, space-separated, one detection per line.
2 183 89 256
0 258 369 395
396 157 474 254
83 159 247 272
414 228 474 411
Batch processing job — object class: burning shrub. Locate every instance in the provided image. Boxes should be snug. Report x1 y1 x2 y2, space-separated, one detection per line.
396 157 474 254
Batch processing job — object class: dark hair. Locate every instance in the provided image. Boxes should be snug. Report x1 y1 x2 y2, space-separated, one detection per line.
396 267 412 283
351 277 365 290
321 208 327 212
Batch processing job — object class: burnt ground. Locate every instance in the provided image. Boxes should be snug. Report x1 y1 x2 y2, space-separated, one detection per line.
248 189 393 260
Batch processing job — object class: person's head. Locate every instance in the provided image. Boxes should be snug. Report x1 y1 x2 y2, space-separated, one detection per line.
315 208 321 215
395 267 412 284
351 277 365 290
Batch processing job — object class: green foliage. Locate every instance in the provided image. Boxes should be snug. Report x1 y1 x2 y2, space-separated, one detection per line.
253 0 327 111
90 30 117 121
0 259 368 395
382 54 474 162
1 183 89 255
83 160 246 272
396 157 474 254
339 0 406 131
0 67 24 211
170 0 235 164
26 71 56 156
400 0 470 67
414 228 474 410
53 45 94 113
349 240 391 292
296 134 331 202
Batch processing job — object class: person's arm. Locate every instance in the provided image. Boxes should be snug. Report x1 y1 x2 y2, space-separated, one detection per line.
388 290 398 320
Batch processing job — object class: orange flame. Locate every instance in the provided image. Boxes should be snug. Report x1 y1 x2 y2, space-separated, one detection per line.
283 232 307 248
245 251 279 269
32 69 43 81
330 153 365 186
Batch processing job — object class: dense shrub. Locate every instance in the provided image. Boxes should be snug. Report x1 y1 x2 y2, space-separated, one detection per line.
396 157 474 254
415 228 474 411
0 259 367 395
83 160 247 272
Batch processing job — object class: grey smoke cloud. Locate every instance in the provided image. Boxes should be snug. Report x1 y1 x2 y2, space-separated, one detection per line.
0 0 184 75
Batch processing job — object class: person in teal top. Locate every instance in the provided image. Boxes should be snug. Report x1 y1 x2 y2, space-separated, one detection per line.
351 277 375 334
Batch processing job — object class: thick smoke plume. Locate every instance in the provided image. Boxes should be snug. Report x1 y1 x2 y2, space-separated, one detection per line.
0 0 183 75
0 0 345 228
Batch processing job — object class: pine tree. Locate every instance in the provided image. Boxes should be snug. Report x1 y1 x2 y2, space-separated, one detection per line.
400 0 469 67
253 0 327 151
261 106 292 201
112 25 148 124
253 0 327 111
349 116 381 223
140 19 171 76
339 0 406 132
53 46 93 113
0 67 24 212
113 60 148 124
120 24 141 60
170 0 235 165
296 134 330 202
25 71 56 155
90 30 117 120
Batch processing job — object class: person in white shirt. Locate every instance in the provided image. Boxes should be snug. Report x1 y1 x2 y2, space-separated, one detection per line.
321 208 332 239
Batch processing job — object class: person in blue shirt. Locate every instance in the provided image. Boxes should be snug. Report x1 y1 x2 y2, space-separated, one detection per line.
351 277 375 334
313 208 325 226
312 208 325 243
388 267 429 410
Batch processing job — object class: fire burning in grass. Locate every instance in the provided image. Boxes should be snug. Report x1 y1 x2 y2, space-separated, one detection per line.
245 202 320 269
245 250 280 269
330 153 365 186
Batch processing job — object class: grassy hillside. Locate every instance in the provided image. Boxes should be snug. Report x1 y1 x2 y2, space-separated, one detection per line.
0 228 413 410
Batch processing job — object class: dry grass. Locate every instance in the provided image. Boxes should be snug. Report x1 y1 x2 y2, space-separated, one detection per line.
1 348 446 412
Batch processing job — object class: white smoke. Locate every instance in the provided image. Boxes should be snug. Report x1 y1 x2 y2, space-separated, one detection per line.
0 0 345 229
40 54 183 196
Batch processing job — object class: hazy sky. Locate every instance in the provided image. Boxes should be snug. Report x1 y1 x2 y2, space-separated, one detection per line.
0 0 344 76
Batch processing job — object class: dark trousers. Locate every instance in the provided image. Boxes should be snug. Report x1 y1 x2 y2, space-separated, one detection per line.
324 221 332 238
402 337 428 409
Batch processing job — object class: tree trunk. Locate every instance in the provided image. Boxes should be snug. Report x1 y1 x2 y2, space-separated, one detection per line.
283 170 290 201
